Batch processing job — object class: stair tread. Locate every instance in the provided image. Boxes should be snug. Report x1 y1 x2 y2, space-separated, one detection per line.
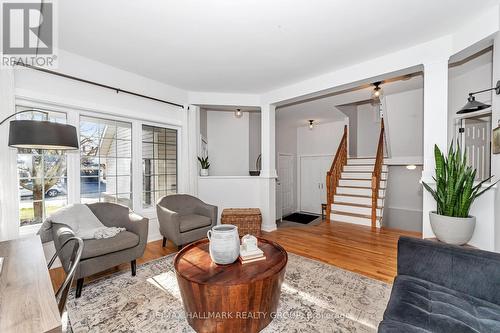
331 210 382 220
332 202 383 209
342 170 388 173
341 178 386 181
337 185 386 190
335 193 386 199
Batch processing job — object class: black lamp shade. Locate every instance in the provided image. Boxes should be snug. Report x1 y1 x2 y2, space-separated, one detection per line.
457 95 491 114
8 120 79 150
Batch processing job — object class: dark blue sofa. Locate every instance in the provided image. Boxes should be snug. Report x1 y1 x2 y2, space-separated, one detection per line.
378 237 500 333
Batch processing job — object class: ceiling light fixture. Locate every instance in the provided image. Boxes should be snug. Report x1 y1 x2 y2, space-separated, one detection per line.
234 108 243 118
406 164 417 170
371 81 384 101
457 80 500 114
308 120 314 130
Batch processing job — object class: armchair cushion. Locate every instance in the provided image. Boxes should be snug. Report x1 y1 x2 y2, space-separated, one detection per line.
179 214 212 233
81 231 140 260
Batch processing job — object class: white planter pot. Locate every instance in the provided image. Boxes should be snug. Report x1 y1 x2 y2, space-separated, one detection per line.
207 224 240 265
200 168 209 176
429 212 476 245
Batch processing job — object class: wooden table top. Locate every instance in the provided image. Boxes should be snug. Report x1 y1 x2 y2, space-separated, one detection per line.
174 238 287 285
0 236 61 333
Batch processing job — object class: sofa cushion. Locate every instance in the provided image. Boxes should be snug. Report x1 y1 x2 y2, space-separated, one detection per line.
179 214 212 233
380 275 500 333
82 231 139 260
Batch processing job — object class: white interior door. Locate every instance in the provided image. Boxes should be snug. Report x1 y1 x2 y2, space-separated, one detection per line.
300 155 332 214
457 115 491 181
278 154 295 217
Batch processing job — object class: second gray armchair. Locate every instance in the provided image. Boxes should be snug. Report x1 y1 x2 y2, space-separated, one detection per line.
156 194 217 249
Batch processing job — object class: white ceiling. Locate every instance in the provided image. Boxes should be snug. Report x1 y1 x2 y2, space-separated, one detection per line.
277 75 423 127
58 0 499 93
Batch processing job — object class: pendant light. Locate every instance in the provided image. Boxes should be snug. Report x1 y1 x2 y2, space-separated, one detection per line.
371 81 384 101
308 120 314 130
234 108 243 118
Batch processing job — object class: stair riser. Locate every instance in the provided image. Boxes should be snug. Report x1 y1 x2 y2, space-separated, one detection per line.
339 179 386 188
344 165 388 172
341 172 388 180
334 195 384 206
331 213 378 227
332 204 382 216
337 187 384 196
347 158 376 165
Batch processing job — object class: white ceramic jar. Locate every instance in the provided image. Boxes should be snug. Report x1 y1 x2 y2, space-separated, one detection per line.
207 224 240 265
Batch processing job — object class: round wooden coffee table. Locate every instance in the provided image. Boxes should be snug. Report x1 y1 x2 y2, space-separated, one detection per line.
174 237 287 333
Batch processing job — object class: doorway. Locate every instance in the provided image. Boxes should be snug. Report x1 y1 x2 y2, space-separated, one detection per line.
455 113 491 181
299 155 332 214
277 154 295 219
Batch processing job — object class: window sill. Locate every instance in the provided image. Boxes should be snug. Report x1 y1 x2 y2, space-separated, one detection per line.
19 224 42 237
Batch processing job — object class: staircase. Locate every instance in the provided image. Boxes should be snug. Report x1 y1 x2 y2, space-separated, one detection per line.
331 158 387 227
326 120 386 228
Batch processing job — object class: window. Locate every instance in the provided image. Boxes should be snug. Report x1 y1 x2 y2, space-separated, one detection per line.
80 116 132 207
16 107 67 226
142 125 177 208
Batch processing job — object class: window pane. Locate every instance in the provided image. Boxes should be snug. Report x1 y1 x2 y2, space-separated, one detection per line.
116 193 132 208
142 125 178 208
16 106 67 226
142 126 154 142
80 116 132 206
117 176 132 193
143 142 153 159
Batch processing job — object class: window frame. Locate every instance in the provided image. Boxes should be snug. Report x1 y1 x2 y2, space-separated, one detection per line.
141 124 179 209
15 98 183 234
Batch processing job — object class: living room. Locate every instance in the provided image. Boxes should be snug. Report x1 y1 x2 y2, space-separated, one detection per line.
1 1 500 333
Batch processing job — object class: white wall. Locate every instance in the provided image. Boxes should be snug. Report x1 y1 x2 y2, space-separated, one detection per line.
448 50 493 144
356 104 381 157
297 120 348 156
383 166 423 232
206 111 249 176
384 88 424 159
249 112 262 171
198 176 262 223
337 105 358 156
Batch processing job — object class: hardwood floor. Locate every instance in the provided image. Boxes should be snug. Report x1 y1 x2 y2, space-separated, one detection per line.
49 221 421 290
262 221 421 283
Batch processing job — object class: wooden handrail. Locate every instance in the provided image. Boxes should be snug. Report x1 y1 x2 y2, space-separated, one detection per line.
326 125 348 222
371 119 385 228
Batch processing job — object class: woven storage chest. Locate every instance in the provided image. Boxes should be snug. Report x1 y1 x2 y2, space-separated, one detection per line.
221 208 262 236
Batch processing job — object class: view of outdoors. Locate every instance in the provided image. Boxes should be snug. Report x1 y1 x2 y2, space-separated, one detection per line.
17 107 178 227
80 116 133 207
142 125 177 208
17 107 67 226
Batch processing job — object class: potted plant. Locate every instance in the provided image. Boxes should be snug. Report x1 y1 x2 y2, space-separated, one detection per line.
198 156 210 176
422 143 497 245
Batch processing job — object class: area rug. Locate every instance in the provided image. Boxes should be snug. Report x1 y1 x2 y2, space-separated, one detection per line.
66 253 391 332
282 212 319 224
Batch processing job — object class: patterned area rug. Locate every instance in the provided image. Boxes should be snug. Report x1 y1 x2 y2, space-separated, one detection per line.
66 253 391 332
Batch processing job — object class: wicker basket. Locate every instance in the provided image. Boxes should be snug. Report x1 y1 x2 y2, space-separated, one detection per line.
221 208 262 237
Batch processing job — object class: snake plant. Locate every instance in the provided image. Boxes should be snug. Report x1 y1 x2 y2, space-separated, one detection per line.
198 156 210 169
422 143 497 218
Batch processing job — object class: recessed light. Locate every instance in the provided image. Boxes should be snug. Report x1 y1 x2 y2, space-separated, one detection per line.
406 164 417 170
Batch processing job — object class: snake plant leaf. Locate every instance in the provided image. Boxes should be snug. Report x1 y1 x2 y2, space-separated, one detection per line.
424 142 497 218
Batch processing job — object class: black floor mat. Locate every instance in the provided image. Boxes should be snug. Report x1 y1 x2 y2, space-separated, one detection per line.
282 212 319 224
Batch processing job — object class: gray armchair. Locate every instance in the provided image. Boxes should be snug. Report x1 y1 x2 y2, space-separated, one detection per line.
51 202 148 298
156 194 217 249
